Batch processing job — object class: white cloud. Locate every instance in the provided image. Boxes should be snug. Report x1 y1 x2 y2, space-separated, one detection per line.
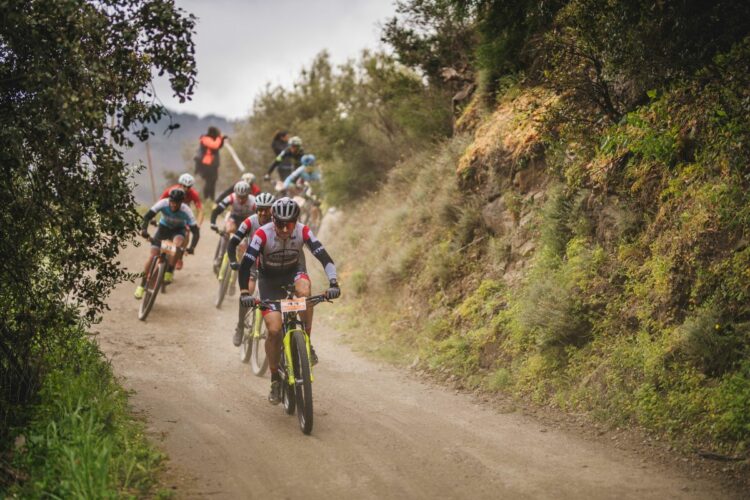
153 0 395 119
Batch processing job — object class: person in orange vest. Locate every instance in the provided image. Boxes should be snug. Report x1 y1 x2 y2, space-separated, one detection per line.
194 126 227 201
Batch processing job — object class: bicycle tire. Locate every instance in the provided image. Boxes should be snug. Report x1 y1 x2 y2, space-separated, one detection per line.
212 235 224 276
282 377 296 415
239 308 254 363
292 330 313 434
250 315 269 376
138 256 165 321
214 253 232 308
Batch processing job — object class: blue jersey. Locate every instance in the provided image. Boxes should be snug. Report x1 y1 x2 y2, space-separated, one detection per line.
283 166 321 189
149 199 196 229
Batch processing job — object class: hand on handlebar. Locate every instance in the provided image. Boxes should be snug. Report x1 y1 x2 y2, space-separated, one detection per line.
263 174 271 182
186 247 195 255
210 223 219 233
230 261 239 271
240 293 256 308
140 229 150 240
326 279 341 300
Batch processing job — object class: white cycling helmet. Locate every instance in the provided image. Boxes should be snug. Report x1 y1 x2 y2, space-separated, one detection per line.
272 197 300 222
255 192 275 208
289 136 302 147
241 172 256 185
234 181 251 196
178 173 195 188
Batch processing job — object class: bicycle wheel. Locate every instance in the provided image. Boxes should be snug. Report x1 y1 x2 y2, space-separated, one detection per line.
212 234 226 276
250 311 269 376
239 308 254 363
214 253 232 308
138 256 165 321
292 330 313 434
281 354 296 415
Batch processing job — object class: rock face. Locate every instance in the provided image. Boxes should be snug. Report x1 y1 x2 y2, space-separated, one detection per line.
482 196 516 236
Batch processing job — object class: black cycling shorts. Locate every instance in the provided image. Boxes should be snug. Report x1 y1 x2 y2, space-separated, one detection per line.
151 225 186 249
258 265 309 313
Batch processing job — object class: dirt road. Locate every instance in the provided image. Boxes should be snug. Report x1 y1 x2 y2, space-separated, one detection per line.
97 227 740 499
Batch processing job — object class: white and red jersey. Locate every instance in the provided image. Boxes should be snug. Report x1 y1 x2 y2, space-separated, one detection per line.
217 193 256 220
237 222 336 286
232 214 262 244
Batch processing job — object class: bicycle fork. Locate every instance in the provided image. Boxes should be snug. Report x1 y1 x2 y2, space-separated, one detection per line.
282 329 314 385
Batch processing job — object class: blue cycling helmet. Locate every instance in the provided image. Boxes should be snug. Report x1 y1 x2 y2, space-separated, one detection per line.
301 154 316 166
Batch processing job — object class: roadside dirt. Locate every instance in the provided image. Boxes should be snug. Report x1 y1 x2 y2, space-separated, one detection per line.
96 227 744 499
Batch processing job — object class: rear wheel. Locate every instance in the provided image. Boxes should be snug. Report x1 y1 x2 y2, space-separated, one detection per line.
139 256 164 321
292 330 313 434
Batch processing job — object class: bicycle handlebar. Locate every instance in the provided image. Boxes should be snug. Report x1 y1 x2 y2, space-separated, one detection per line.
253 294 332 311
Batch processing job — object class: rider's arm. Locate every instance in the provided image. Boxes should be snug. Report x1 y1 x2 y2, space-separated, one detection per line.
210 195 231 225
266 148 288 175
302 226 337 281
215 185 233 204
141 199 168 230
238 230 264 292
283 167 304 189
227 217 252 265
188 224 200 250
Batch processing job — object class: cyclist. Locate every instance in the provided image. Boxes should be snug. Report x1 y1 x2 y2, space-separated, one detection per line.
237 197 340 405
210 181 256 280
134 189 200 299
264 135 303 183
226 192 275 346
282 154 321 190
160 173 204 270
215 172 262 202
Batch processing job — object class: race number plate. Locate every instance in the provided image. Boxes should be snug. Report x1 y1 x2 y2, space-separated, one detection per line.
161 239 177 256
280 297 307 313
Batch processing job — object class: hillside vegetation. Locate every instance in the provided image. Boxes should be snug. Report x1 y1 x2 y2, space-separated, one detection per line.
236 1 750 456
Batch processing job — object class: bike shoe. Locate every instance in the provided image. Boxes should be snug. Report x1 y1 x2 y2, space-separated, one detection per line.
164 271 174 283
310 345 319 366
268 380 282 405
175 258 183 270
134 285 145 300
233 327 243 347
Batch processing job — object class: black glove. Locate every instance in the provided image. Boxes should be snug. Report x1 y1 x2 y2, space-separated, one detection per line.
210 223 219 233
326 279 340 299
230 261 239 270
140 228 150 240
240 293 255 307
186 247 195 255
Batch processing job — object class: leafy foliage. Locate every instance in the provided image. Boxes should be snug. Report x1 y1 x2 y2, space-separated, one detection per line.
233 51 452 205
0 0 195 447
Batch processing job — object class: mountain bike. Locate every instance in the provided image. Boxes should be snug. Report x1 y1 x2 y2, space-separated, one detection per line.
138 238 177 321
214 230 236 308
212 229 229 277
240 290 268 376
256 288 332 435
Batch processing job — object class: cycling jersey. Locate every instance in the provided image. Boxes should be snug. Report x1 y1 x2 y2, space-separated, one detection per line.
210 193 256 225
283 166 321 189
148 199 196 229
238 222 336 289
267 145 304 180
230 214 262 245
160 184 203 210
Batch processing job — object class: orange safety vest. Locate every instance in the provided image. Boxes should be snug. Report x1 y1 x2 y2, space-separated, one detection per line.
200 135 223 166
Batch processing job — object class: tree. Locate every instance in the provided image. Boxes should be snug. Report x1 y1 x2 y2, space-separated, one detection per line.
0 0 196 442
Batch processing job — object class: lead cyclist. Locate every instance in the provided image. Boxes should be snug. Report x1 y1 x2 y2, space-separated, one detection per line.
235 197 340 405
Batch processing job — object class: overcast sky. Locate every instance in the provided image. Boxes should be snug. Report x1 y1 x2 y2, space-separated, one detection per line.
152 0 397 120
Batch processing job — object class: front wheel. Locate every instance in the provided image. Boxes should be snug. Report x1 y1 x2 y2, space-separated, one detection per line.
292 330 313 434
250 311 269 376
139 256 165 321
215 253 233 308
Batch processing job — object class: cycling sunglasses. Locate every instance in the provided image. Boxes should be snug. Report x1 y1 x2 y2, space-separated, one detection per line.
274 220 297 231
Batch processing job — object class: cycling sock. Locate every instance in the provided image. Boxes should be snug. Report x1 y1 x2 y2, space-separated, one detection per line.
271 370 280 382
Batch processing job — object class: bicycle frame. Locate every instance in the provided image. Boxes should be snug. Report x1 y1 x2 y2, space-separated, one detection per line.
280 313 313 385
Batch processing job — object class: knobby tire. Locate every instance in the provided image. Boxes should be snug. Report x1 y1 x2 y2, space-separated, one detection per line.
139 256 164 321
292 330 313 434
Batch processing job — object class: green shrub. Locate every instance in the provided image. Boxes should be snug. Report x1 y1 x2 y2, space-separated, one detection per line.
9 338 163 497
